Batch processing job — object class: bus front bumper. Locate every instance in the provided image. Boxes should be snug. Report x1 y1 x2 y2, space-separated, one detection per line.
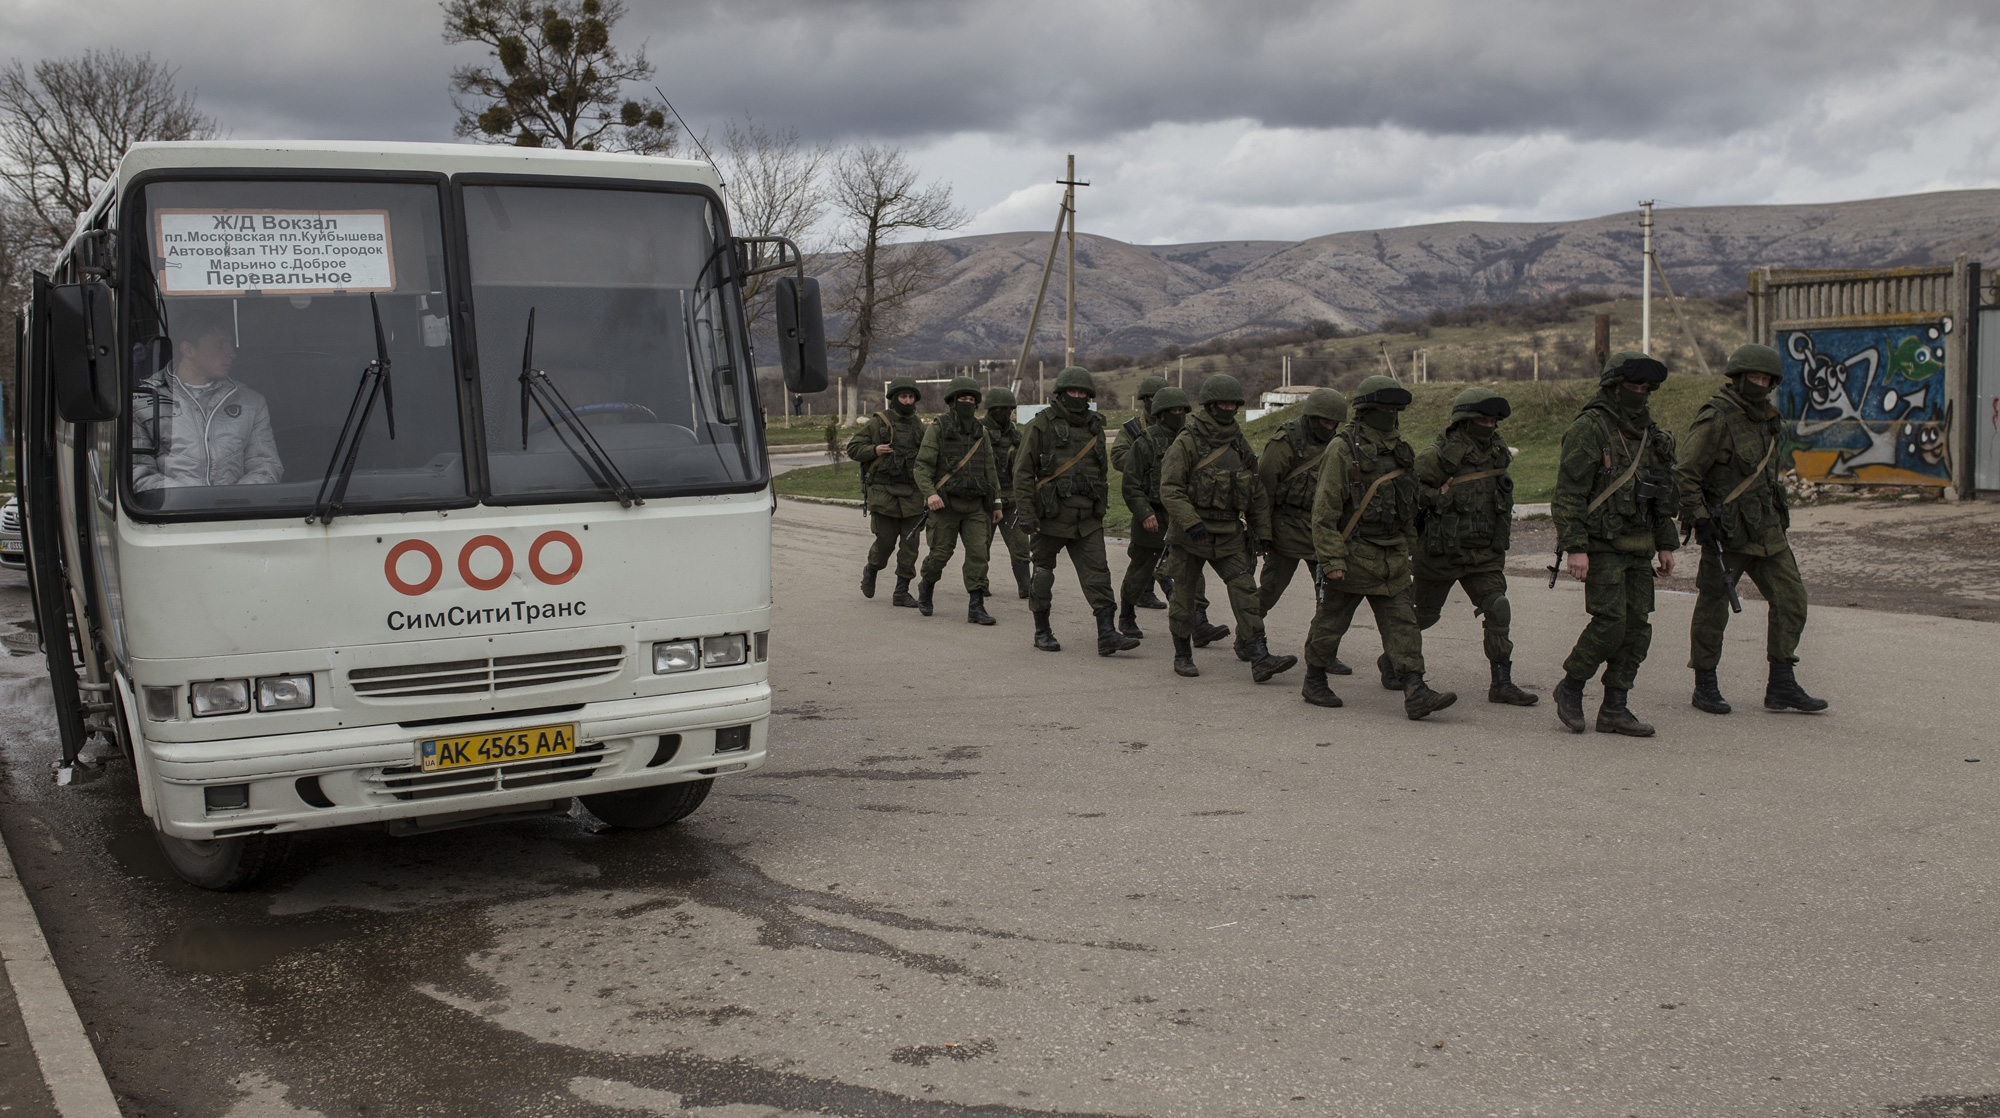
142 682 770 839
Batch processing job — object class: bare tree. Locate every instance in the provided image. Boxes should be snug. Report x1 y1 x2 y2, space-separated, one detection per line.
825 145 965 417
0 49 217 251
443 0 672 153
719 114 828 329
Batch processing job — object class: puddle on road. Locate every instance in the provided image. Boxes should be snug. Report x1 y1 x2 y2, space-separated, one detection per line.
105 828 184 883
158 919 357 974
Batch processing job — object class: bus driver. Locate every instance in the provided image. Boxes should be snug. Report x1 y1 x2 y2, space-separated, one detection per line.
132 313 283 491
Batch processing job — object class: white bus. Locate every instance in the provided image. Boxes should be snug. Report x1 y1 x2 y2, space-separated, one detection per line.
14 140 826 889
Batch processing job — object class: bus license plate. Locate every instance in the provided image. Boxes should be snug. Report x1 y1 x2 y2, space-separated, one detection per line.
418 722 578 773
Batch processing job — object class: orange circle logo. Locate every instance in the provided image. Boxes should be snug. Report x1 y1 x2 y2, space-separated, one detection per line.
384 540 444 596
457 535 514 591
528 531 583 585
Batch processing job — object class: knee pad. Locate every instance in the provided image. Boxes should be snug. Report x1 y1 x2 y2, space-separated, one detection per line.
1030 567 1057 598
1484 594 1511 630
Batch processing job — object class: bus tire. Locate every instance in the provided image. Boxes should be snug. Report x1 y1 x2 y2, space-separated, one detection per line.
154 829 290 891
578 778 713 830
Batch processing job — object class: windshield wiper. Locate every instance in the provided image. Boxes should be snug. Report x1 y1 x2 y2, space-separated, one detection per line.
516 308 642 508
308 293 397 524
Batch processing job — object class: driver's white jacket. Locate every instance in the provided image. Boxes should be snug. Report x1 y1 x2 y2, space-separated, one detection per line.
131 370 283 490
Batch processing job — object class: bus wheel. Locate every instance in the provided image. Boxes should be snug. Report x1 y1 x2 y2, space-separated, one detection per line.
579 778 713 830
154 829 290 891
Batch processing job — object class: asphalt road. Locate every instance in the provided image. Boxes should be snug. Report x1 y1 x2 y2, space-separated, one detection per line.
1 500 1997 1117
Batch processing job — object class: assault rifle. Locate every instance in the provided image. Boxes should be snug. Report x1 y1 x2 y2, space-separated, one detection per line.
1546 548 1564 589
1685 505 1743 613
902 509 930 546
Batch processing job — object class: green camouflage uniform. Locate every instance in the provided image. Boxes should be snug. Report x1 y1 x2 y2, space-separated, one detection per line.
1553 382 1681 690
984 408 1030 567
1256 416 1335 613
1413 417 1517 663
1158 410 1271 642
1678 380 1806 668
1013 393 1116 614
915 406 1002 593
1303 417 1426 675
845 406 928 579
1119 402 1175 607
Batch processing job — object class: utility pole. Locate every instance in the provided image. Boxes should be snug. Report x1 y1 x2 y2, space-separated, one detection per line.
1594 313 1611 371
1059 155 1089 368
1640 200 1654 355
1178 354 1185 388
1011 187 1071 390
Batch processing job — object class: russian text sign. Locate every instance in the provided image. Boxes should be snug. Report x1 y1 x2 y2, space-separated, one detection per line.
154 209 394 295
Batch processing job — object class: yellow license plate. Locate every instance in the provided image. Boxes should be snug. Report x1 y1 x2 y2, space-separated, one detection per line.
418 722 578 772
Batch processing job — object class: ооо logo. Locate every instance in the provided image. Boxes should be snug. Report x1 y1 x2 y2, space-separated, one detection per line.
385 531 582 596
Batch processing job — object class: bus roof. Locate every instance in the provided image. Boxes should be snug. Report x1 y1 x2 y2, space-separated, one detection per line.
113 139 722 191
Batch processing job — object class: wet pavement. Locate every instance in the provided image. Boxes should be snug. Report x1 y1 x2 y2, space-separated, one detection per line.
1 504 1998 1116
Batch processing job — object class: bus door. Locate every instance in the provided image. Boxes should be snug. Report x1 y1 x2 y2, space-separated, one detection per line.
19 272 93 767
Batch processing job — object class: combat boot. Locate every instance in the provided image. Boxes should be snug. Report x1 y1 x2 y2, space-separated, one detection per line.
1487 661 1539 706
1328 656 1353 676
1596 687 1655 737
1191 609 1230 647
1553 676 1587 733
1764 663 1829 713
1247 637 1298 684
1233 638 1254 663
1136 587 1167 609
1117 600 1145 640
1403 674 1457 720
861 565 881 599
1691 668 1731 714
916 578 936 617
967 592 995 626
1012 559 1032 600
1376 653 1402 691
892 577 918 608
1096 608 1141 655
1172 636 1199 677
1032 611 1061 652
1300 665 1343 707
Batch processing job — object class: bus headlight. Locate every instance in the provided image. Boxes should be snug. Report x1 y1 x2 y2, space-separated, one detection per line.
702 634 748 668
190 679 250 717
653 639 700 674
255 675 315 712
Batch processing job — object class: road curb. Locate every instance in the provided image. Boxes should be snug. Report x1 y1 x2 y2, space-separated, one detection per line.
0 823 120 1117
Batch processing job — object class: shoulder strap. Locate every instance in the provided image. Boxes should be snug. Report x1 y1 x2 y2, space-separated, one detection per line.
1720 437 1778 506
1585 425 1651 514
1194 440 1235 472
1440 466 1508 494
863 412 891 476
1285 446 1328 483
1035 434 1101 491
934 429 988 492
1341 469 1407 540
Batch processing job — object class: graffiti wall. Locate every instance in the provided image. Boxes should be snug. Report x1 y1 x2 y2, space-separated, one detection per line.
1776 322 1954 486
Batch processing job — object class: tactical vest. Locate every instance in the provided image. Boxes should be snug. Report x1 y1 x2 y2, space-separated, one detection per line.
933 416 994 499
1421 429 1513 558
1344 426 1420 542
1274 421 1329 513
866 411 924 494
1695 396 1783 551
1582 408 1675 543
984 416 1020 493
1187 426 1258 522
1031 412 1107 518
1136 424 1176 506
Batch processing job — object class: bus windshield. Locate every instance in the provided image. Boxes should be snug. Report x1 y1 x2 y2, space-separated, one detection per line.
463 184 763 502
128 179 466 518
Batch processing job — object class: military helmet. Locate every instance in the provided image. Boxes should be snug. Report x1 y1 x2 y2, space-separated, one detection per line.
885 375 922 402
1197 374 1245 405
1302 387 1348 425
1724 343 1783 380
1352 374 1413 409
984 386 1018 409
1150 385 1192 415
944 375 982 405
1599 350 1668 386
1135 374 1169 402
1053 366 1096 396
1451 386 1511 420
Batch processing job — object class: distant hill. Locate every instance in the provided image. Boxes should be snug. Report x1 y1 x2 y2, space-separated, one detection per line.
862 190 2000 362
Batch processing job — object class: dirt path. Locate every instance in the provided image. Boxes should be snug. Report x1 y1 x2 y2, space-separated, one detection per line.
1508 497 2000 623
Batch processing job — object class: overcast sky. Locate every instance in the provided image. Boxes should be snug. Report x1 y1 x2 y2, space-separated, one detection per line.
5 0 1999 245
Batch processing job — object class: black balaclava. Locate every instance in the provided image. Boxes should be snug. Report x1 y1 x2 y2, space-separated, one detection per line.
1359 407 1399 433
1205 402 1238 427
1734 375 1773 405
1306 419 1334 444
951 396 977 423
1158 409 1187 433
1058 392 1091 416
891 394 917 417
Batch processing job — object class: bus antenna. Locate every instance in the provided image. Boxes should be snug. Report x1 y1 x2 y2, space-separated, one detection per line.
654 86 721 187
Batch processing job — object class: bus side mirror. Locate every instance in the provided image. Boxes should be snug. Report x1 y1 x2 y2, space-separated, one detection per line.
49 281 120 422
774 275 828 394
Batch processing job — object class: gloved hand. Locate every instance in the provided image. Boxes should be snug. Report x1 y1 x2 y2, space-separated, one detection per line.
1017 515 1040 536
1692 518 1718 548
1186 522 1210 544
1255 538 1272 557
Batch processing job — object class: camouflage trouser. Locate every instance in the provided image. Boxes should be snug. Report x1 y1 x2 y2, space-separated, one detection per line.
1167 540 1264 642
1257 551 1317 614
1413 570 1514 663
866 513 923 580
1121 542 1165 605
1303 586 1425 677
1028 528 1116 614
992 501 1032 565
922 507 992 593
1688 545 1807 669
1562 552 1655 690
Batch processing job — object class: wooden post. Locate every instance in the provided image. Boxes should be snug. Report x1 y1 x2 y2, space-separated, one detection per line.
1012 195 1070 388
1594 314 1611 372
1058 155 1088 369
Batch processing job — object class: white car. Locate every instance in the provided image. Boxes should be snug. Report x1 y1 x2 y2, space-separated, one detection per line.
0 496 21 569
